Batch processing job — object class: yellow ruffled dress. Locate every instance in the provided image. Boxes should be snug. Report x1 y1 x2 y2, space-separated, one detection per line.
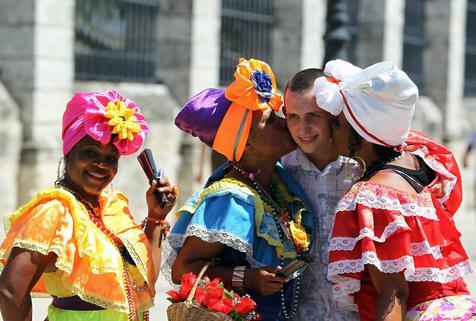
0 188 156 321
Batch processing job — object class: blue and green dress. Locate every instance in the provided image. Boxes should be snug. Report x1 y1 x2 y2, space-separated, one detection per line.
162 163 315 321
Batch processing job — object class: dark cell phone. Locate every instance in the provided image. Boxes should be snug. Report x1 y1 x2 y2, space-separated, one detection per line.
276 254 312 278
137 149 170 208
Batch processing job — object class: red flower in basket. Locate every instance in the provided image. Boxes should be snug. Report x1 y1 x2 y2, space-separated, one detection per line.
203 285 224 307
166 289 181 302
208 296 234 315
167 271 261 321
234 296 257 315
179 272 196 298
194 285 206 305
166 272 197 302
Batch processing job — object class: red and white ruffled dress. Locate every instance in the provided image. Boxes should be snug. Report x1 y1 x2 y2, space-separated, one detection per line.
327 131 475 321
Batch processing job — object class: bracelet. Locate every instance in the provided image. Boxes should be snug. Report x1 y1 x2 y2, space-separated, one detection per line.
232 266 246 292
141 217 170 229
141 217 171 248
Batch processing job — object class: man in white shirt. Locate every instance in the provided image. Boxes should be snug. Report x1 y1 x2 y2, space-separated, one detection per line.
280 69 359 321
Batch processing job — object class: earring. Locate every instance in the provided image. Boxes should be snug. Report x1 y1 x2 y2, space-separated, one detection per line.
353 156 367 179
343 158 351 173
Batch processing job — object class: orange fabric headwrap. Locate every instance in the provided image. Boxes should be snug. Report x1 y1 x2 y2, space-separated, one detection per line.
212 58 283 161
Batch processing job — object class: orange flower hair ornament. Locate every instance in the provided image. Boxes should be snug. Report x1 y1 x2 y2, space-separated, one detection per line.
175 58 283 162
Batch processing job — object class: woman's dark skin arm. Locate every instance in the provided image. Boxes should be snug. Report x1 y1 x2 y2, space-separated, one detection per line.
172 236 286 296
367 265 409 321
364 172 412 321
144 178 176 279
0 248 57 321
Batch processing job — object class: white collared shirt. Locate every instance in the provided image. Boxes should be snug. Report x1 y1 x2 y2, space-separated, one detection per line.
281 149 360 321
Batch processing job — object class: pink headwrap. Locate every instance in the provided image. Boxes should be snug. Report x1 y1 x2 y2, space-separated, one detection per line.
62 90 149 156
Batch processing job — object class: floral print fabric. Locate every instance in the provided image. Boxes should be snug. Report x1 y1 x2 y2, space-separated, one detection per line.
405 295 476 321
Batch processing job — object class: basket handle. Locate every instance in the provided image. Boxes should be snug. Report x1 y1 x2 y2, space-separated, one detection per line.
186 258 220 303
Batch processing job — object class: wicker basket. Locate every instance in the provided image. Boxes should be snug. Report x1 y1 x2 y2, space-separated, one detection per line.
166 261 233 321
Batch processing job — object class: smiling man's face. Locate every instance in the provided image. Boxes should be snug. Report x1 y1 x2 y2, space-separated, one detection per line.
285 88 335 157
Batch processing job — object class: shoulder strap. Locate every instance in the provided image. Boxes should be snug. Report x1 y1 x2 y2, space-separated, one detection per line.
378 165 424 193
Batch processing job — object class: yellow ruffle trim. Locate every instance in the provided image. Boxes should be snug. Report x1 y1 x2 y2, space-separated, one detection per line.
0 188 155 312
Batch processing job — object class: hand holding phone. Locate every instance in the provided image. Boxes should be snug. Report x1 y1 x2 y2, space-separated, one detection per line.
137 149 171 208
276 254 313 279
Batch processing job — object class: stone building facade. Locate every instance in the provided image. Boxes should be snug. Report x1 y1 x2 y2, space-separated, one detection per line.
0 0 474 222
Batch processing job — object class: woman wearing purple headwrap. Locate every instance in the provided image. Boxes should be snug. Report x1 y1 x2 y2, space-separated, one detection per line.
163 59 315 321
0 90 178 321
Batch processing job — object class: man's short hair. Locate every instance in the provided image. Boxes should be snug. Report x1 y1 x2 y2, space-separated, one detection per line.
285 68 325 94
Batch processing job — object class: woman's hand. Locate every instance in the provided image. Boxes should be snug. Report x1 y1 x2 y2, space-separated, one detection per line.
244 266 287 296
146 178 177 220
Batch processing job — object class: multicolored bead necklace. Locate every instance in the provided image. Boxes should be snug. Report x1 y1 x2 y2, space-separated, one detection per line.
231 164 301 319
232 164 286 217
56 181 148 321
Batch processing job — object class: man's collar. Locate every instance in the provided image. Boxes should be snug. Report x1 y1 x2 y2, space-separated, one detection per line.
285 148 351 174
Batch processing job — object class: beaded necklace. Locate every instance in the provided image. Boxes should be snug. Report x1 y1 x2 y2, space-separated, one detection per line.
232 164 301 319
232 165 288 218
56 181 148 321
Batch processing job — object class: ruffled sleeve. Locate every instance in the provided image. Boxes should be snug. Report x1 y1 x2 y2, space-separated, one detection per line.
162 179 256 284
100 191 156 295
0 188 155 313
3 200 73 256
162 175 313 286
0 190 75 294
327 182 472 310
406 130 462 214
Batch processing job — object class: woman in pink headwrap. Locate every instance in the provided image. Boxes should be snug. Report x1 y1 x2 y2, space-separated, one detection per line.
0 90 177 321
315 60 476 320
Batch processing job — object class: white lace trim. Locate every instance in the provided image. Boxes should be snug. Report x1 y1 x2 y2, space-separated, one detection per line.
336 187 438 220
160 225 254 286
160 234 179 287
411 241 443 260
331 275 360 311
185 224 253 257
328 251 415 278
328 250 473 308
328 224 444 260
328 220 410 251
406 260 473 283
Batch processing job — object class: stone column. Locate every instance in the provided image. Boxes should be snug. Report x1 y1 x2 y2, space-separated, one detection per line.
189 0 221 184
424 0 467 141
0 84 22 238
0 0 74 204
157 0 193 105
272 0 304 88
272 0 327 87
158 0 221 201
383 0 405 65
356 0 405 67
301 0 327 70
189 0 221 96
